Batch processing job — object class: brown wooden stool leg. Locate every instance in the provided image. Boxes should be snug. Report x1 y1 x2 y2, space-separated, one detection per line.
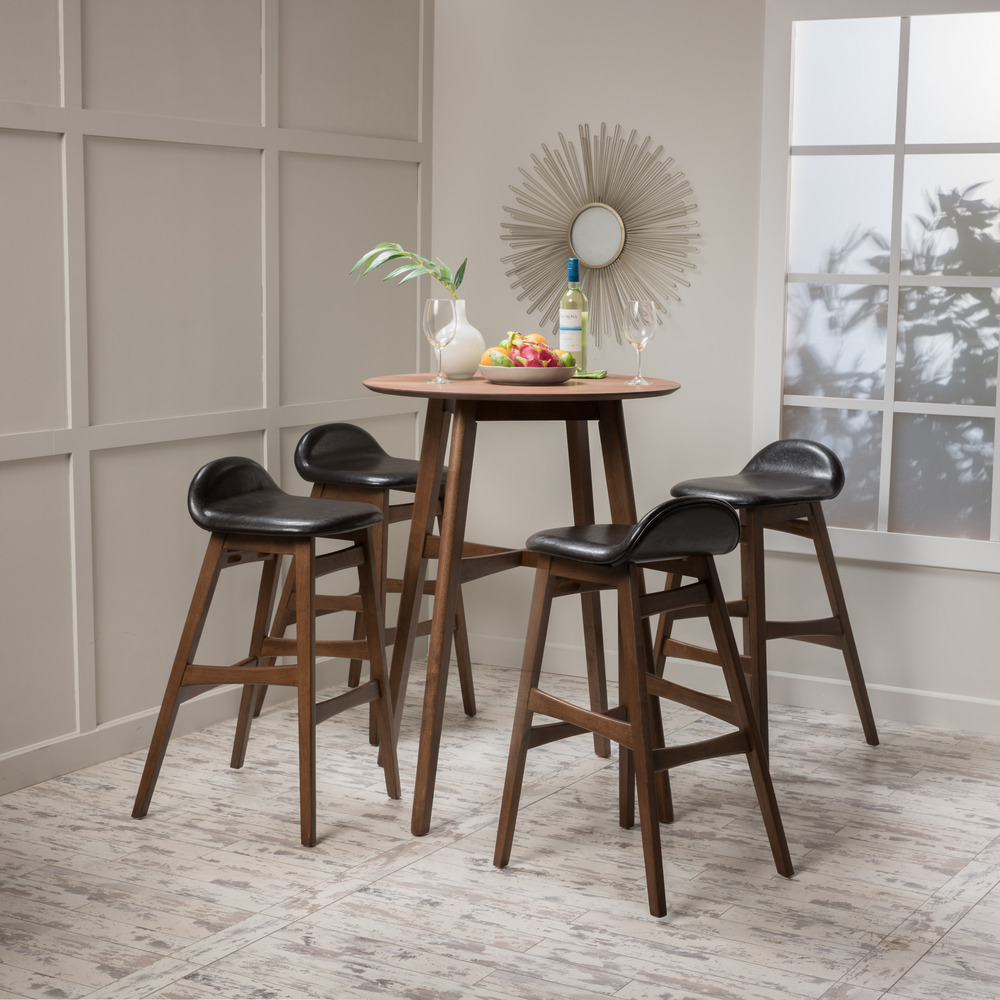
230 551 282 768
807 503 879 746
582 589 611 759
239 561 297 727
567 418 611 760
742 510 769 754
347 613 367 688
626 574 675 829
704 554 793 877
430 504 477 719
348 493 392 688
356 528 401 799
293 538 318 847
651 570 681 678
617 624 635 831
494 559 558 868
133 535 225 818
618 565 667 918
453 590 477 717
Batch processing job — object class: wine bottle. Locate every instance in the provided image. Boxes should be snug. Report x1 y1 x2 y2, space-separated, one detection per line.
558 257 588 373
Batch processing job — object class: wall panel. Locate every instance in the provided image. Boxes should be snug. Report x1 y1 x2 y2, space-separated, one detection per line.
80 0 262 123
90 433 264 724
278 153 421 406
0 457 76 754
278 0 421 139
0 0 433 794
0 0 60 106
0 130 67 434
85 138 263 425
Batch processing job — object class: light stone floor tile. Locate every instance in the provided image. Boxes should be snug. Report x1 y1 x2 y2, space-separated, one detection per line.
83 958 203 1000
819 985 887 1000
0 966 91 1000
1 661 999 998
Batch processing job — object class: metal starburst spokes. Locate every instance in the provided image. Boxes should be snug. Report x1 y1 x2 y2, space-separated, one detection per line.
501 122 700 345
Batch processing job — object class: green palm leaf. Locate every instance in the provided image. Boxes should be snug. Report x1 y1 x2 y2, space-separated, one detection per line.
350 241 466 297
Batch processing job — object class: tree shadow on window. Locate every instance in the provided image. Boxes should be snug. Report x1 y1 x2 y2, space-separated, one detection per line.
789 185 999 533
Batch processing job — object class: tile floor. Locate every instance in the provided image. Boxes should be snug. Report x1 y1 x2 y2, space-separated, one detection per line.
2 662 1000 999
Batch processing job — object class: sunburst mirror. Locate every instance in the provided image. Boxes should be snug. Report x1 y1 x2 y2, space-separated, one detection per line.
500 122 700 345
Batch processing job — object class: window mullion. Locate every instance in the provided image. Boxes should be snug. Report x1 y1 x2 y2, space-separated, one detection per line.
877 16 911 534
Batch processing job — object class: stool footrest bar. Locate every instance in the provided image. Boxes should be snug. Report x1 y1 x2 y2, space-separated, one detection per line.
526 690 632 747
314 546 364 575
316 681 380 724
766 517 813 538
653 730 748 771
527 719 590 748
183 663 298 686
646 675 739 726
660 637 725 667
766 617 843 641
315 638 372 659
315 594 363 613
259 637 373 660
639 581 711 619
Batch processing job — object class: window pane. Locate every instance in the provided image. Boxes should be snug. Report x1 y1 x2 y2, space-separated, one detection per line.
889 413 993 539
791 18 900 146
785 282 887 399
781 405 882 530
896 287 1000 405
907 13 1000 144
901 154 1000 276
788 156 894 274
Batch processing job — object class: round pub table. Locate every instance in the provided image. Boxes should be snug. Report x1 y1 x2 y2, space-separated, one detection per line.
364 372 680 835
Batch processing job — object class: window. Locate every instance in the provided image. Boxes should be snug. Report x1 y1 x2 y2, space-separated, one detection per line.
757 2 1000 571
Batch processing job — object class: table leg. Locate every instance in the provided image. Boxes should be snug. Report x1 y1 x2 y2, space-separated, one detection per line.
388 400 451 743
566 420 611 759
411 401 478 836
597 401 637 523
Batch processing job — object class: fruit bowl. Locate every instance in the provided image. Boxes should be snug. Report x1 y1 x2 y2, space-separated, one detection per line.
478 364 577 385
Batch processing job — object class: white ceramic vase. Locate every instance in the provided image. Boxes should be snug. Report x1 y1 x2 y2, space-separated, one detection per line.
440 299 485 380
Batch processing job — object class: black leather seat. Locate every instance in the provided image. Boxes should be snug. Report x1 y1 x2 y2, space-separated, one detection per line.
494 496 792 918
663 439 879 752
239 423 476 742
296 421 429 492
132 456 401 847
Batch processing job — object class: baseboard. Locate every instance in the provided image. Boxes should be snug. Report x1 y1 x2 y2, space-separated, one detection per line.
5 637 999 797
766 671 1000 736
468 633 1000 737
0 661 347 797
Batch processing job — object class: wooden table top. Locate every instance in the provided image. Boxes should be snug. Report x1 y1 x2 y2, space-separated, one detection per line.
363 372 681 403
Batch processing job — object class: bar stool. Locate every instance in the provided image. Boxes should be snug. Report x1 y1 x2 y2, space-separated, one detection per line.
662 439 879 754
494 496 793 918
239 423 475 733
131 456 401 847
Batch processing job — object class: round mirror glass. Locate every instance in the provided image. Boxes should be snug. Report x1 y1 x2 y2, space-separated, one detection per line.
569 203 625 268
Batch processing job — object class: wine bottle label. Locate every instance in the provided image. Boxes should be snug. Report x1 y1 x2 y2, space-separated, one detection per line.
559 308 583 353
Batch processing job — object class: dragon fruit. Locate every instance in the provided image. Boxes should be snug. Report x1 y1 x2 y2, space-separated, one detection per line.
498 331 565 367
510 343 562 367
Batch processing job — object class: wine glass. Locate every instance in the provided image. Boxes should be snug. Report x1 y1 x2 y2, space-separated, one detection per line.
423 298 456 383
623 299 657 385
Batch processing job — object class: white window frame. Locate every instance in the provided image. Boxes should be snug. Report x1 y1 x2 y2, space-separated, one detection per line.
755 0 1000 572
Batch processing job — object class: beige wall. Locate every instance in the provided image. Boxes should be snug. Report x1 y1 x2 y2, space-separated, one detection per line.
0 0 433 793
431 0 1000 736
431 0 771 684
4 0 999 796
